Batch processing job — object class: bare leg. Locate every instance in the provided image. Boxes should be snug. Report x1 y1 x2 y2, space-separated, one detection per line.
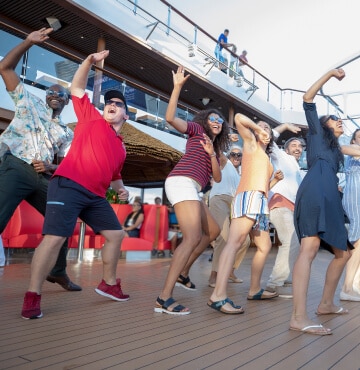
28 235 66 293
290 236 331 334
181 202 220 278
158 200 203 304
100 229 125 285
210 216 254 312
317 247 350 313
248 230 274 297
342 239 360 296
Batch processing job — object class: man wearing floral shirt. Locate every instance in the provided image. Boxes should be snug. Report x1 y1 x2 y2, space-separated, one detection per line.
0 27 81 291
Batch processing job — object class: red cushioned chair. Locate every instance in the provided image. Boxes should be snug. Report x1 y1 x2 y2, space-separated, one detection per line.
121 204 170 252
2 200 44 248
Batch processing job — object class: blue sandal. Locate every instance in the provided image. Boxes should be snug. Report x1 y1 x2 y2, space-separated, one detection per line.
175 274 196 291
154 297 191 315
207 297 244 314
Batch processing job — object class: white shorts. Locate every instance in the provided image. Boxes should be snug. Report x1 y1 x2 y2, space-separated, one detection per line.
165 176 202 206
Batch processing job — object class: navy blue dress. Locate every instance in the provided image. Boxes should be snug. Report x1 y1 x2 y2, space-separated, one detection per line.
294 102 348 251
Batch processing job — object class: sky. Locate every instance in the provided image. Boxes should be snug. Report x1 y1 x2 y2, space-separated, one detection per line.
166 0 360 95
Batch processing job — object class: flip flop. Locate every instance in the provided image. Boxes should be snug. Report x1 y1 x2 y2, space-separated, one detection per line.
290 324 332 336
247 288 278 300
315 307 349 315
207 298 244 314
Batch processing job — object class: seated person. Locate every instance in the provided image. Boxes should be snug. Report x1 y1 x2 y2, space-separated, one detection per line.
123 201 144 237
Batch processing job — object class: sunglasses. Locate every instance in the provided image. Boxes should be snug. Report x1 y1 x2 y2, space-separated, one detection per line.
105 100 126 108
208 116 224 124
230 152 242 158
46 90 67 98
325 115 340 122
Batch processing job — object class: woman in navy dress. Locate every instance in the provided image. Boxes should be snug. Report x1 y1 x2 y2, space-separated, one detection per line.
290 69 354 336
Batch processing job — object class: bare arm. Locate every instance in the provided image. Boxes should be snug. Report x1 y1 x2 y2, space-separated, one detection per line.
165 66 190 134
71 50 109 98
199 134 221 182
270 169 284 189
234 113 268 145
0 28 53 91
341 144 360 158
274 122 301 136
124 213 144 231
303 68 345 103
110 179 129 202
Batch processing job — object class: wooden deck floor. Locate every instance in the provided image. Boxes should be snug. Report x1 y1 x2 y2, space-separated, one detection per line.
1 247 360 370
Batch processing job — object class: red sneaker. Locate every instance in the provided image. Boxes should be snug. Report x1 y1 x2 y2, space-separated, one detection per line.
21 291 43 319
95 278 129 301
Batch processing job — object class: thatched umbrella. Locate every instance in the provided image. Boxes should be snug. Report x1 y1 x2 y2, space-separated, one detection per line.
120 123 183 186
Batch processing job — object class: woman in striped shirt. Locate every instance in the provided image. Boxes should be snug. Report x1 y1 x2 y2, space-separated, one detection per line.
154 66 230 315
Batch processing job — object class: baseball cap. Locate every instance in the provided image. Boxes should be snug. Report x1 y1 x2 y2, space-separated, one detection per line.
104 90 128 113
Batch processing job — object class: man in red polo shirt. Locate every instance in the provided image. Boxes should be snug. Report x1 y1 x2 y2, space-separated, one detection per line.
21 50 130 319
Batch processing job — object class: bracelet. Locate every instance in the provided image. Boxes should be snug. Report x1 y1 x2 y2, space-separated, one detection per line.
210 153 216 157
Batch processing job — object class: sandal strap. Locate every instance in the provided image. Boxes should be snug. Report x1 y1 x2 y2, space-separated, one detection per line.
158 297 186 313
177 275 195 289
178 274 189 284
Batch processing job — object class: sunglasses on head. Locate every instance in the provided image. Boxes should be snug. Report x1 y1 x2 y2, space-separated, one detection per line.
230 152 242 158
325 115 340 122
105 100 126 108
208 116 224 124
46 90 67 98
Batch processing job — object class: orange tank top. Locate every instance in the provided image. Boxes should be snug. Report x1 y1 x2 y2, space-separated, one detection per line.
236 143 273 197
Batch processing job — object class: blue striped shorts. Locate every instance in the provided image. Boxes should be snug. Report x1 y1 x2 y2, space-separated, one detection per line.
231 191 269 231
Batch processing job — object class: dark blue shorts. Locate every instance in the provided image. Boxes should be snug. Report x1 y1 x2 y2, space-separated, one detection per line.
43 176 122 237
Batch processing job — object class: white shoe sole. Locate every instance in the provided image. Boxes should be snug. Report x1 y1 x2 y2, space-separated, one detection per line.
175 282 197 291
154 306 191 315
95 288 129 301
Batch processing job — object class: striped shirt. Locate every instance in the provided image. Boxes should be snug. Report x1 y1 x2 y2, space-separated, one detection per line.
167 121 215 189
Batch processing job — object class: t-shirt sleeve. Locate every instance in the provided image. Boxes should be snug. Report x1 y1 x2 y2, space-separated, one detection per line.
72 94 102 124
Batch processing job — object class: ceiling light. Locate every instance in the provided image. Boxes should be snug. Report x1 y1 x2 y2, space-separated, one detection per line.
46 17 62 31
201 97 210 106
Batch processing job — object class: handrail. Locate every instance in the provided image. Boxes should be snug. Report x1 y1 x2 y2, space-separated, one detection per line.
159 0 283 91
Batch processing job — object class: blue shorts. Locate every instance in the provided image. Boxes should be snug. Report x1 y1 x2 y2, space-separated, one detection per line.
43 176 122 237
231 191 269 231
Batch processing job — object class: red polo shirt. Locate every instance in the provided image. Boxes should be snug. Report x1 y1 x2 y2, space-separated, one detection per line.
54 94 126 197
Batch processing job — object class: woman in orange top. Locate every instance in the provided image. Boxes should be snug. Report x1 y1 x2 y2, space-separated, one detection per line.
208 113 283 314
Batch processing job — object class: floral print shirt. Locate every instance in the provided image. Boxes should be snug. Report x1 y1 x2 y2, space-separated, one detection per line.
0 82 73 164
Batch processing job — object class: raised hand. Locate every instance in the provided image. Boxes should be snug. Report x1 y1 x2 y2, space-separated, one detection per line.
172 66 190 88
333 68 345 81
27 28 53 45
200 133 215 156
88 50 109 64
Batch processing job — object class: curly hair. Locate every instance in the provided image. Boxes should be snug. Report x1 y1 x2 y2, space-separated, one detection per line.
319 115 344 168
192 109 230 155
